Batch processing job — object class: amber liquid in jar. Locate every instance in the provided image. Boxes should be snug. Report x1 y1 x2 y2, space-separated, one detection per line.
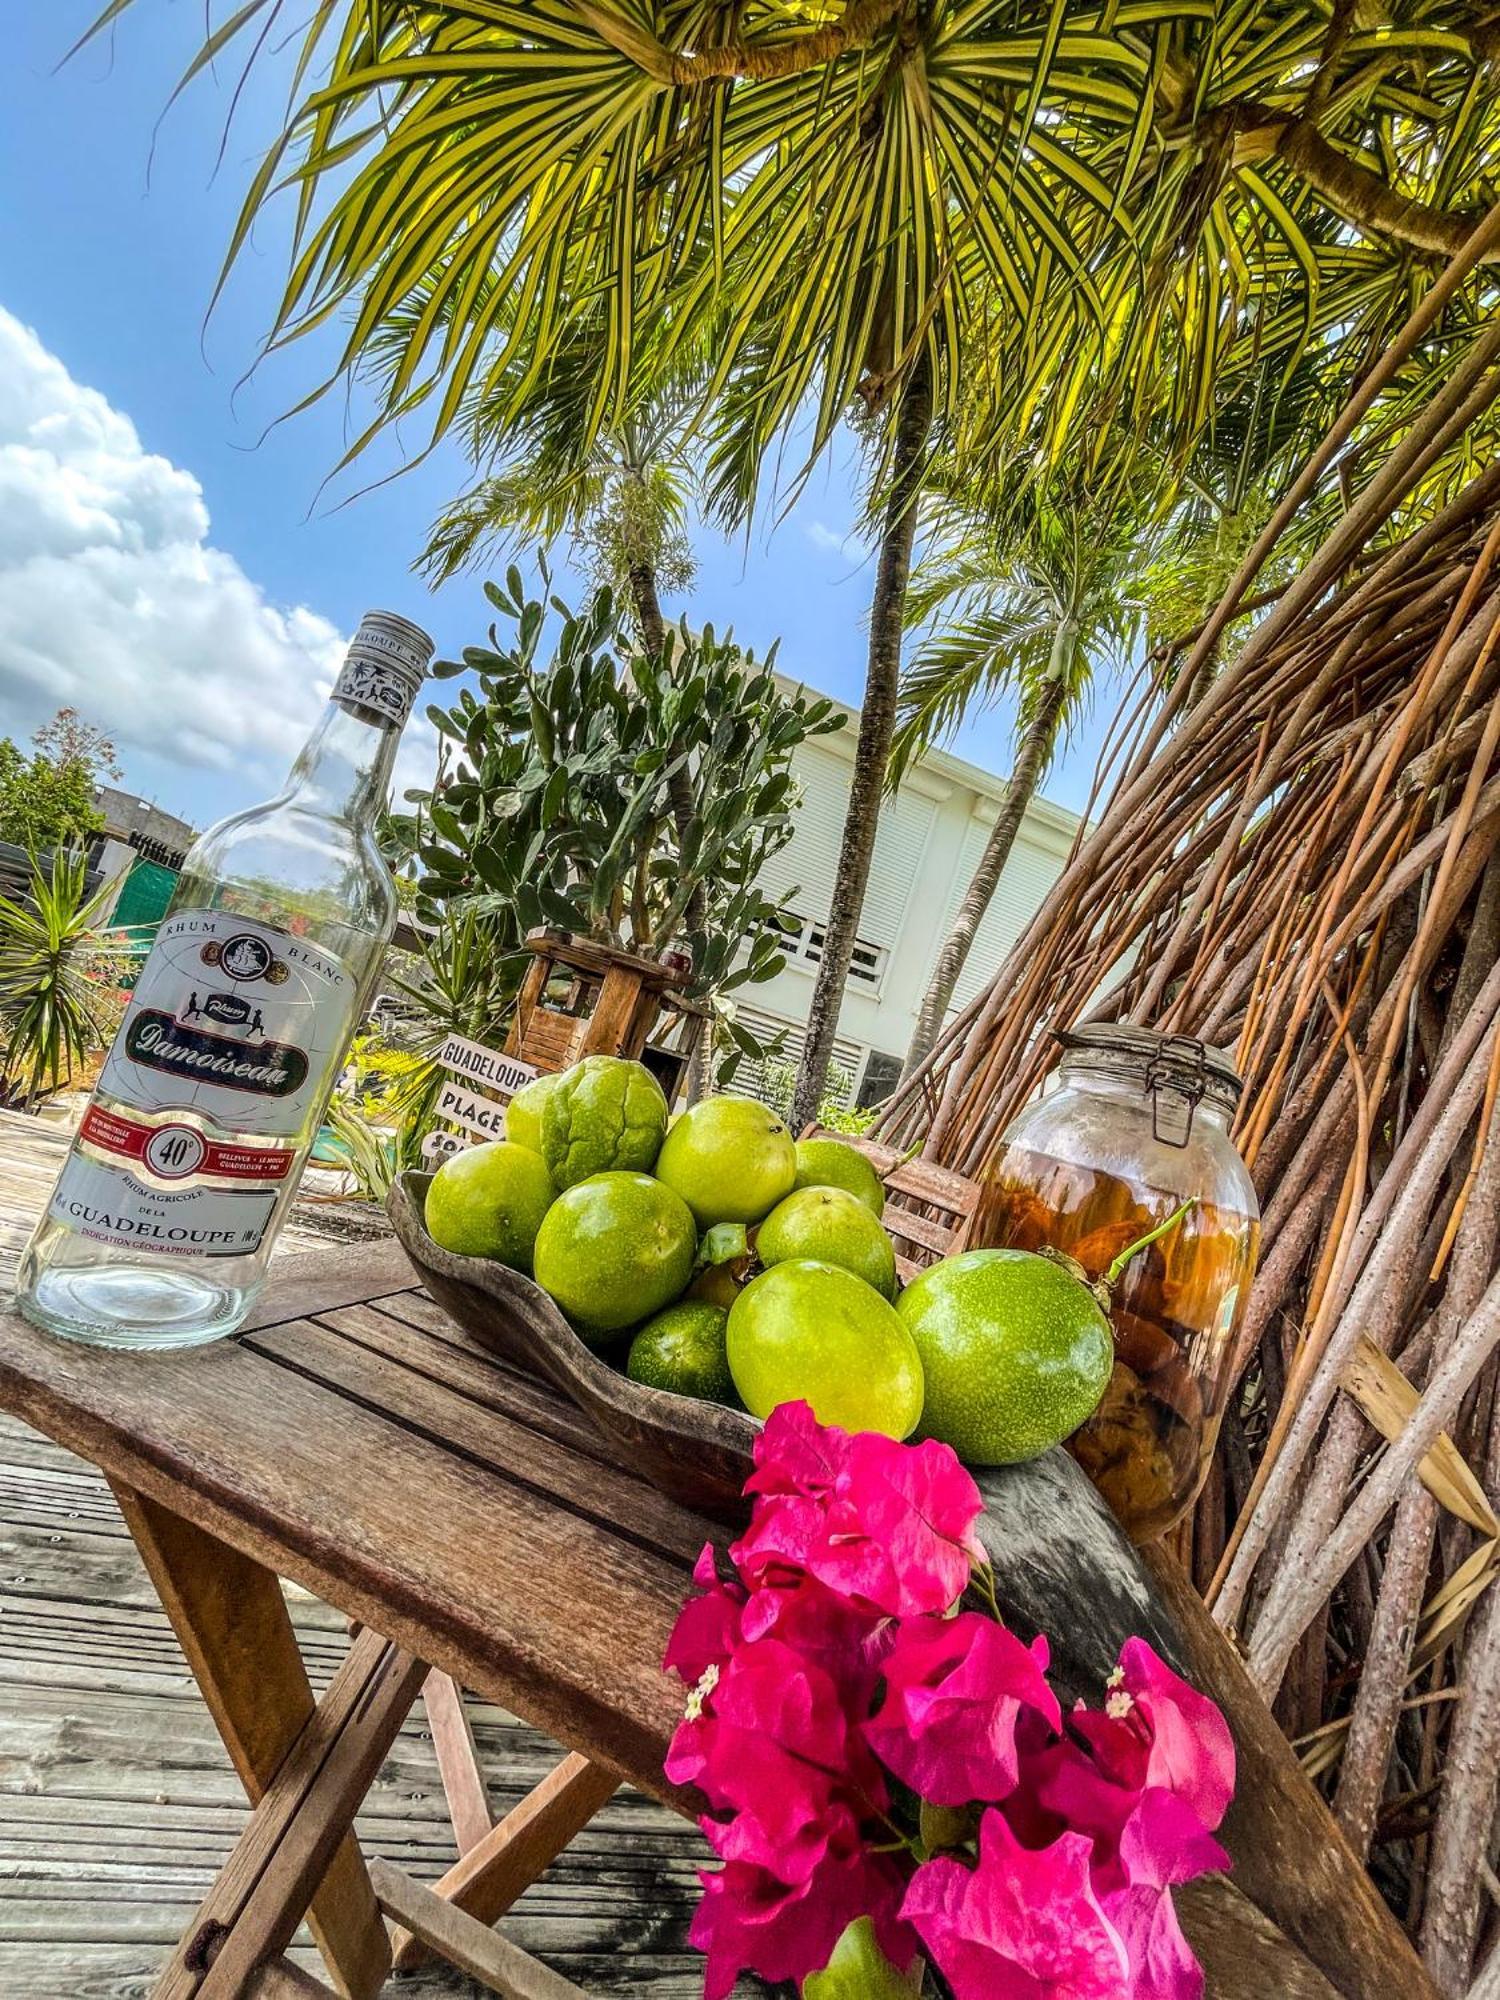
975 1146 1259 1541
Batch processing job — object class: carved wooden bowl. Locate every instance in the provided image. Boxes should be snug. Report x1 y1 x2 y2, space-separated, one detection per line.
388 1170 758 1518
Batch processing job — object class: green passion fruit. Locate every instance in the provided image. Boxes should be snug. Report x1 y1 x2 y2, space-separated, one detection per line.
423 1141 556 1273
531 1171 695 1339
654 1094 797 1228
895 1247 1114 1465
756 1185 896 1298
793 1136 886 1218
727 1258 924 1439
540 1055 669 1190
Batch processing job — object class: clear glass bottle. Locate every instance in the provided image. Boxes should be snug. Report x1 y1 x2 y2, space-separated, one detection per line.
15 611 434 1350
970 1026 1260 1541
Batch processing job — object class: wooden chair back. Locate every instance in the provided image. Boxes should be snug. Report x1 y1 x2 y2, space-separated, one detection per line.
798 1126 982 1286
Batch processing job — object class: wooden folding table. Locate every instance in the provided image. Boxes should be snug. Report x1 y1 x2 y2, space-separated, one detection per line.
0 1240 1441 2000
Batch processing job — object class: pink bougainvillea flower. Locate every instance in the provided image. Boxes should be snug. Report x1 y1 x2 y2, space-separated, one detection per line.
1023 1729 1140 1883
1119 1787 1230 1892
865 1611 1062 1806
1102 1791 1229 2000
737 1569 896 1712
665 1633 887 1883
1104 1884 1203 2000
1028 1641 1236 1887
903 1807 1130 2000
1111 1640 1236 1832
690 1841 916 2000
662 1544 745 1688
733 1402 985 1619
744 1397 853 1501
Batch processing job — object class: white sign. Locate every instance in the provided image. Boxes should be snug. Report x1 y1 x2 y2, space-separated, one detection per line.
435 1077 516 1144
436 1033 538 1100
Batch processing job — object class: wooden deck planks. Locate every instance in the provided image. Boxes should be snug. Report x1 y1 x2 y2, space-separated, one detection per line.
0 1112 726 1995
0 1405 716 1994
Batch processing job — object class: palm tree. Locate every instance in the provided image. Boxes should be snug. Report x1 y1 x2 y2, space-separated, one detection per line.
417 380 704 659
93 1 1500 1127
894 487 1154 1080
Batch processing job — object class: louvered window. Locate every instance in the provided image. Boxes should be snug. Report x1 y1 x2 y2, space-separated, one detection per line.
766 910 888 990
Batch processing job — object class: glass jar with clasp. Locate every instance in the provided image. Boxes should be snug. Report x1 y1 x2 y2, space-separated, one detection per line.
970 1025 1260 1542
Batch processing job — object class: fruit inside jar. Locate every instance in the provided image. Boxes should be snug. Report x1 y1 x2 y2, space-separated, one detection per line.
973 1144 1259 1541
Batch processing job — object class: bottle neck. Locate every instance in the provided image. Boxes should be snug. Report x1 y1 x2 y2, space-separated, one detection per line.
280 698 399 826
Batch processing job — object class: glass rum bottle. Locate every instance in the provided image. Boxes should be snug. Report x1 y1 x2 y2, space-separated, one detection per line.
15 610 434 1349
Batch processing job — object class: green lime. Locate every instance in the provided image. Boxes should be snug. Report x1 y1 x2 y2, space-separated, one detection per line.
505 1070 564 1156
532 1171 696 1339
654 1094 796 1228
793 1136 886 1218
757 1186 896 1298
423 1141 556 1273
541 1056 669 1190
804 1919 922 1999
726 1259 924 1439
627 1301 737 1405
896 1248 1114 1465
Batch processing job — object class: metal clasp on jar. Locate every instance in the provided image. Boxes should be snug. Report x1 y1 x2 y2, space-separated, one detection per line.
1144 1035 1208 1147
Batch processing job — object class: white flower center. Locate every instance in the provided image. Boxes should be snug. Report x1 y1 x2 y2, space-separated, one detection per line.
684 1662 721 1722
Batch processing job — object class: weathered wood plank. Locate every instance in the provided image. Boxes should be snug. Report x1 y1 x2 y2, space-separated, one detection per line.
372 1861 587 2000
112 1487 392 2000
422 1673 494 1856
245 1310 706 1566
248 1960 341 1999
158 1633 424 2000
238 1239 418 1335
0 1313 696 1798
0 1414 713 1998
393 1755 620 1973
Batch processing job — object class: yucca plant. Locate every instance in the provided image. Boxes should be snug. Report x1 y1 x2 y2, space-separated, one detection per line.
0 849 119 1108
84 0 1500 1131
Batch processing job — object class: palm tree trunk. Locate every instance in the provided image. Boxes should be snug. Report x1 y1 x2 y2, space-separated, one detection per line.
626 560 668 658
899 647 1072 1083
792 358 933 1132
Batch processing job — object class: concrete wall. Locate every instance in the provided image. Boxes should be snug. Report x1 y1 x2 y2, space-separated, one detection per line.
93 786 195 857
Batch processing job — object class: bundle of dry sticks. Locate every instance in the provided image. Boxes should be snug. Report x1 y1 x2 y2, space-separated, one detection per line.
877 217 1500 1993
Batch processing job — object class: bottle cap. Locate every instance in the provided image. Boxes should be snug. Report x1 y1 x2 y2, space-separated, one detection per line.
332 610 436 726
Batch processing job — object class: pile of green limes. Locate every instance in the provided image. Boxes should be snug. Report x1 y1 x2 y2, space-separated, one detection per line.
423 1053 1115 1462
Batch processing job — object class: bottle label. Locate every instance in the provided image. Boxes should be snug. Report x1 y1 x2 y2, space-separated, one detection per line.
47 909 357 1259
47 1151 281 1259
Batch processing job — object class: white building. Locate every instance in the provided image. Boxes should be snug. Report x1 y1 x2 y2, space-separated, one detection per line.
734 690 1081 1109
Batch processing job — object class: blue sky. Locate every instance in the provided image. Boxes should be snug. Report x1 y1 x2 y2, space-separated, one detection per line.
0 5 1112 830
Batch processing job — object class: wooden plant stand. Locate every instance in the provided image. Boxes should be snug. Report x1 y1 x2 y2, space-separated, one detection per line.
504 928 703 1088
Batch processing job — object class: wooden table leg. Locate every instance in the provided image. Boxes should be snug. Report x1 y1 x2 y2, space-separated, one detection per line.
422 1670 494 1854
111 1483 393 2000
392 1751 618 1971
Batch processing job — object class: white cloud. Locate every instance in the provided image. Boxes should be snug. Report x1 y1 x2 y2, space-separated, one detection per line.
804 518 857 556
0 308 436 807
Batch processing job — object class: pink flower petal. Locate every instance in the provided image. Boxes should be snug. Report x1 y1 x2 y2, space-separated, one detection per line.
662 1543 744 1685
1116 1641 1236 1832
732 1408 984 1619
903 1809 1130 2000
690 1844 913 2000
865 1612 1061 1806
1103 1883 1205 2000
